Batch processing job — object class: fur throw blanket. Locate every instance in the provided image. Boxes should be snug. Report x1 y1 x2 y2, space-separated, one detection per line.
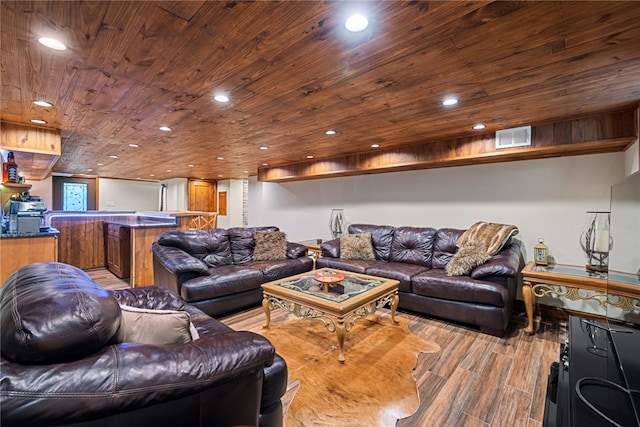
457 221 519 256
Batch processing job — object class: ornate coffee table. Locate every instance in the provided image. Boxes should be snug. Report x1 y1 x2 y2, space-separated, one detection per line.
261 268 400 362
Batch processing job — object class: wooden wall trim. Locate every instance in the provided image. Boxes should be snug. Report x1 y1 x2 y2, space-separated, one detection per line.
258 109 638 182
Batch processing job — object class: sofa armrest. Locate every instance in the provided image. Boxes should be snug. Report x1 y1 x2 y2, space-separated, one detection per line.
320 239 340 258
110 286 188 311
1 331 275 426
286 242 308 258
471 240 524 279
152 242 210 276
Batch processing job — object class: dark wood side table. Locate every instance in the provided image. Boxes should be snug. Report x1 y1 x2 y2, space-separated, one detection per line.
521 261 640 334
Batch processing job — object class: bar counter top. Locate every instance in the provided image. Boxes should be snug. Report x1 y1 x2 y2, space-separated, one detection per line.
0 227 60 239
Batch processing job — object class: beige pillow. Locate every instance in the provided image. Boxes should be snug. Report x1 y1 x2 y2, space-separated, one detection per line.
446 241 491 276
340 232 375 260
115 305 199 345
253 231 287 261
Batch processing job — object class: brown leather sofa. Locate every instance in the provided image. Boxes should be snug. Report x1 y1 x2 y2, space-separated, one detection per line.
0 262 288 427
152 226 314 317
316 224 524 337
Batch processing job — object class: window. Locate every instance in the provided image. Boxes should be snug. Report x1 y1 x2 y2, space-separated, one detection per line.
52 176 97 211
63 182 88 211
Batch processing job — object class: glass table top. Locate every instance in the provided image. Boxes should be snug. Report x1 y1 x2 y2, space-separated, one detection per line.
271 271 389 303
531 264 640 286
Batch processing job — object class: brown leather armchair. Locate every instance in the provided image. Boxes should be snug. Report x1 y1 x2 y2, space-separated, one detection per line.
0 262 287 427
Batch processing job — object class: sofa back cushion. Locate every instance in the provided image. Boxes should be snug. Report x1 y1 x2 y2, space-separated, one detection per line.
348 224 395 261
157 229 233 267
432 228 465 269
228 226 279 264
389 226 437 267
0 262 121 364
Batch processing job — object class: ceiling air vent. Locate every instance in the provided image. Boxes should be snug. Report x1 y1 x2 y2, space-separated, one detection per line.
495 125 532 149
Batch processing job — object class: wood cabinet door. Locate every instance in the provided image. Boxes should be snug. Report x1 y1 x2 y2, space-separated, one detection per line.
188 179 217 212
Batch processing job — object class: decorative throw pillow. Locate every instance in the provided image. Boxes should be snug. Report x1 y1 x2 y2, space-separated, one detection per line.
253 231 287 261
456 221 519 255
340 232 375 260
115 305 199 345
446 241 492 276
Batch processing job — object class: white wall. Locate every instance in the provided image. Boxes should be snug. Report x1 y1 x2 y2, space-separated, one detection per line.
162 178 188 211
98 178 160 211
249 152 625 266
28 175 53 209
624 140 639 176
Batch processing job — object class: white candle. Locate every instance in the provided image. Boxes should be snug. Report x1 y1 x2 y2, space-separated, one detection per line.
594 230 610 252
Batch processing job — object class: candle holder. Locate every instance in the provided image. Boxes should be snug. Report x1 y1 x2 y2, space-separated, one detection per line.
579 211 612 273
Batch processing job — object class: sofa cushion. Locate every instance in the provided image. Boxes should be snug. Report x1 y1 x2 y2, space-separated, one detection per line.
446 241 491 276
412 269 508 307
247 257 315 282
228 226 279 264
389 226 436 267
315 257 370 274
432 228 465 269
253 231 287 261
340 232 375 260
158 229 233 266
364 260 429 293
180 265 264 302
456 221 519 255
348 224 395 261
115 305 199 345
0 262 121 364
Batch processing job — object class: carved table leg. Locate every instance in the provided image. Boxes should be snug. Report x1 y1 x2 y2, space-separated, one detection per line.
335 319 347 362
390 291 400 324
262 294 271 328
522 280 535 334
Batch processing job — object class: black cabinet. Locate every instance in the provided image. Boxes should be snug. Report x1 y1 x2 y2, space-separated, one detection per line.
543 316 640 427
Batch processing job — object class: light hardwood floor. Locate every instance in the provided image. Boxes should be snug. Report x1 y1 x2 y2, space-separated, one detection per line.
89 268 566 427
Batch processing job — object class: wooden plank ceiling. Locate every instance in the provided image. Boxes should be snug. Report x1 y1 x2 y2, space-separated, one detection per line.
1 1 639 182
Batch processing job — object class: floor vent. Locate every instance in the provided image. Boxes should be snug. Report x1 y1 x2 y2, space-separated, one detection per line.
495 125 532 149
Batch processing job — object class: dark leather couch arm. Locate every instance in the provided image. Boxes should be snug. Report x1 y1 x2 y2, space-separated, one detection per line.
471 240 524 279
320 238 340 258
151 243 210 276
286 242 308 258
2 331 275 426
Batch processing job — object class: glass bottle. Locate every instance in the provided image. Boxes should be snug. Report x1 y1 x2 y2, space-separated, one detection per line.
2 151 18 183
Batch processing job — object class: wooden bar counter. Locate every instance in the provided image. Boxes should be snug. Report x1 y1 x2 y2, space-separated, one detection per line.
0 228 59 285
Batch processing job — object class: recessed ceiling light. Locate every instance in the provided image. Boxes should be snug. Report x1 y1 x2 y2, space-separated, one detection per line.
214 94 230 103
97 163 104 166
473 123 486 130
30 119 47 124
325 130 336 135
259 146 268 150
243 170 248 174
159 126 172 132
128 143 139 148
87 168 93 172
345 14 368 32
218 174 223 177
38 37 67 50
307 155 314 159
371 144 380 148
109 155 118 159
442 97 459 106
262 163 268 166
149 174 155 177
188 164 194 167
166 169 172 173
216 156 224 160
33 100 53 107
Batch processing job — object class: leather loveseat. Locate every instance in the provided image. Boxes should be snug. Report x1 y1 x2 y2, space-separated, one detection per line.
152 226 314 317
316 223 524 337
0 262 288 427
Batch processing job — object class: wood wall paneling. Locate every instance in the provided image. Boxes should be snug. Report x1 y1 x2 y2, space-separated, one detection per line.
258 109 638 182
0 235 58 284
